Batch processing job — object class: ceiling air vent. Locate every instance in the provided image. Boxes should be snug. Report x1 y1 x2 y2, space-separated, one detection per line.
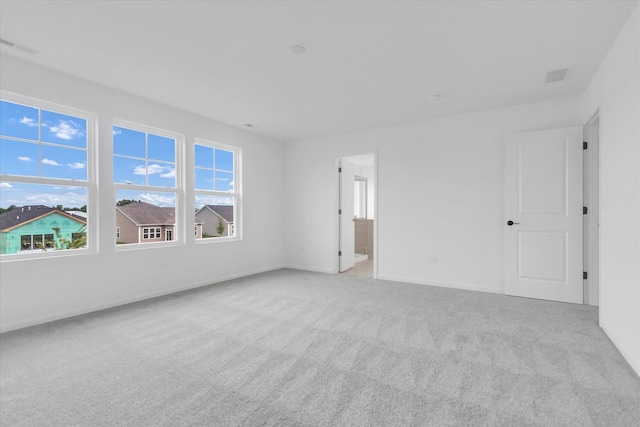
0 37 38 54
0 38 16 48
545 68 568 84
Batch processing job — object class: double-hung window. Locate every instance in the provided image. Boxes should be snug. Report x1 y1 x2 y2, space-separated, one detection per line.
113 120 182 246
194 139 240 240
0 93 95 257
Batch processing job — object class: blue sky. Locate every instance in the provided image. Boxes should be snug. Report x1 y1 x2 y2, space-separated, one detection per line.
113 126 177 188
195 144 234 192
0 100 88 208
1 100 235 209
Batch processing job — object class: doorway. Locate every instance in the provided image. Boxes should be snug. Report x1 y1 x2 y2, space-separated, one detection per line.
339 153 375 278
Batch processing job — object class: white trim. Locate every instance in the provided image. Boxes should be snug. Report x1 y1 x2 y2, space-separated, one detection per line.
0 265 287 333
282 265 335 274
0 90 97 260
583 113 600 306
333 150 378 278
193 137 241 243
112 119 184 249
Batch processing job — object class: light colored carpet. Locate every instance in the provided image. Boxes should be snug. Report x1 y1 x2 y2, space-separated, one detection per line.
1 269 639 426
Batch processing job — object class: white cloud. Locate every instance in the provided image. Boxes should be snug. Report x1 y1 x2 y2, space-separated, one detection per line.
67 162 86 169
113 128 122 135
134 164 174 179
139 193 175 207
0 182 13 188
17 156 33 162
47 120 83 140
160 168 175 179
18 116 38 127
147 164 166 175
42 158 61 166
133 165 147 175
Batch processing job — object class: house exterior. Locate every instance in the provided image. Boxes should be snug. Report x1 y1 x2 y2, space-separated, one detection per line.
0 205 87 255
116 201 187 244
195 205 234 238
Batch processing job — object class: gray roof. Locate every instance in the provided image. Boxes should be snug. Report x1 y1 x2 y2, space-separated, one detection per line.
117 201 176 226
202 205 234 223
0 205 85 231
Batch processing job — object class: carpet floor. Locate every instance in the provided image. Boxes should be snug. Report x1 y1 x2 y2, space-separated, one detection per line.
1 269 639 426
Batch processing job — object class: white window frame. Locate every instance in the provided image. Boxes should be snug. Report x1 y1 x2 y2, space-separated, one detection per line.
0 91 97 260
194 138 241 243
113 119 184 250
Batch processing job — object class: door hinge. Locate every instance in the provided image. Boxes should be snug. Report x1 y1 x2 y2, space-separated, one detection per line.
583 141 588 150
338 251 342 256
338 167 342 173
583 271 588 280
338 209 342 214
583 206 588 215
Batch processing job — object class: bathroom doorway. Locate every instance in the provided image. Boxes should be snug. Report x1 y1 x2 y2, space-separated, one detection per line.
339 153 375 278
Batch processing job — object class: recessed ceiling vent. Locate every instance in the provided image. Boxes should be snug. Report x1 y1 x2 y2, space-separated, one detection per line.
545 68 568 84
0 37 38 54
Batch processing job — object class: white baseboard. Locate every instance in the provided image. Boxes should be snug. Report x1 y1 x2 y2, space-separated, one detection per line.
0 264 286 334
599 322 640 379
377 274 504 295
283 264 335 274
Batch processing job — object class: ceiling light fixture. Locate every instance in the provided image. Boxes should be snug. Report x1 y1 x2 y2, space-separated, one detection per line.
290 45 307 55
428 93 442 101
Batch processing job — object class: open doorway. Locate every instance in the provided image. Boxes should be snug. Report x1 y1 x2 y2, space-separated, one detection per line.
339 153 375 278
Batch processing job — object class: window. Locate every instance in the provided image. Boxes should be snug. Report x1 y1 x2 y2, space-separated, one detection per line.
0 94 94 257
113 121 181 246
194 140 239 240
142 227 161 239
20 234 54 251
354 177 368 219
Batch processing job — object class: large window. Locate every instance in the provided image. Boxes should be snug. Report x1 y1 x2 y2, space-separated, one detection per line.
113 121 181 246
194 140 239 240
0 94 94 257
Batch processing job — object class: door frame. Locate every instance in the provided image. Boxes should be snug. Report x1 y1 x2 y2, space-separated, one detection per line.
583 112 600 306
333 150 378 278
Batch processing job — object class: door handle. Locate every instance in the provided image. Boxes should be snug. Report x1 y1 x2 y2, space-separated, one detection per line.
507 220 520 226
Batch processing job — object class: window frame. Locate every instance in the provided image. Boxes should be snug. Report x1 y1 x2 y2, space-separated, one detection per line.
194 138 241 243
112 119 184 250
0 91 97 260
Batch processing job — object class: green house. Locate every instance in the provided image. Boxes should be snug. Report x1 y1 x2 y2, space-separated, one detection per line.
0 205 87 255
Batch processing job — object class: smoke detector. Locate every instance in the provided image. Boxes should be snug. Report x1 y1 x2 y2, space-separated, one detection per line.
0 37 38 54
545 68 568 84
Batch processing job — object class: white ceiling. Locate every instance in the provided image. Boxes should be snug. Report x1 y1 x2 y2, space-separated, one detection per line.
0 1 637 141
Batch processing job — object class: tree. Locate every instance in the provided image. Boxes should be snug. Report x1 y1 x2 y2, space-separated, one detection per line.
37 226 87 251
0 204 17 214
116 199 138 206
216 217 225 236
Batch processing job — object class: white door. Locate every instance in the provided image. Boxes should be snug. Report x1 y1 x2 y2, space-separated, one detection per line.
504 127 583 304
339 159 356 272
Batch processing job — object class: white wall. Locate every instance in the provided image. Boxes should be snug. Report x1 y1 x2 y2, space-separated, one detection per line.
0 56 286 332
284 97 582 291
581 4 640 376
